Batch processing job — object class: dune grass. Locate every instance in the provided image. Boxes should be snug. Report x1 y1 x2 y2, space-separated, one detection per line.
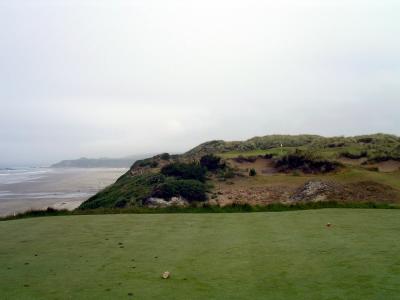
217 147 293 159
1 209 400 299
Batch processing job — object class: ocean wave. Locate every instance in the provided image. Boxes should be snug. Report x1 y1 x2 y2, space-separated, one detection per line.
0 168 52 184
0 191 94 199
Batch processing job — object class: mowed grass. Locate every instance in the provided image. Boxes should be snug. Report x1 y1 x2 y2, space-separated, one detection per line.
1 210 400 299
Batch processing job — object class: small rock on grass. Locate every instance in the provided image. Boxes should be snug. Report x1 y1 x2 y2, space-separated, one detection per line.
162 271 170 279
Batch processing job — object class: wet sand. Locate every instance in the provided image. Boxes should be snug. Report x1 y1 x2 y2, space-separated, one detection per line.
0 168 127 216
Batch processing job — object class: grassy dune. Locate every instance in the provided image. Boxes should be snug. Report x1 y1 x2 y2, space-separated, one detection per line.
1 210 400 299
243 167 400 188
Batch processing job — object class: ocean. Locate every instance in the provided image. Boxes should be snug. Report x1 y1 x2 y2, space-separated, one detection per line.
0 167 127 216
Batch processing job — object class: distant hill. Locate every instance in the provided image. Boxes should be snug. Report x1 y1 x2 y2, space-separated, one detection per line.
51 155 150 168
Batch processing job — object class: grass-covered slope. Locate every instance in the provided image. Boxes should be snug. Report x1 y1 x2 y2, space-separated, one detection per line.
80 134 400 209
80 160 210 209
79 172 165 209
1 210 400 299
185 134 323 157
185 133 400 160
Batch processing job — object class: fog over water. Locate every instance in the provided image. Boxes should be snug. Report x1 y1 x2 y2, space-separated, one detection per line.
1 0 399 166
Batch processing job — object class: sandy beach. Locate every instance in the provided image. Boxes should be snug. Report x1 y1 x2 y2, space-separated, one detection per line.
0 168 127 216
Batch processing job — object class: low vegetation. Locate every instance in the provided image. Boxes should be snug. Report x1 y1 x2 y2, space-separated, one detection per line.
78 134 400 210
340 150 368 159
199 154 225 171
80 159 213 208
3 201 399 221
274 151 340 173
152 179 207 202
80 172 172 209
161 162 207 182
249 168 257 176
208 134 400 162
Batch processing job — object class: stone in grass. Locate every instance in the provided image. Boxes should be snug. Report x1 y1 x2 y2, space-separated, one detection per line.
162 271 171 279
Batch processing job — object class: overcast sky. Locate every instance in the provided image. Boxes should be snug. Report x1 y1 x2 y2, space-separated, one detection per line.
1 0 400 166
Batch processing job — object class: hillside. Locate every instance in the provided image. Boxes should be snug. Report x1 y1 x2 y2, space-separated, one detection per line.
51 155 149 168
79 134 400 210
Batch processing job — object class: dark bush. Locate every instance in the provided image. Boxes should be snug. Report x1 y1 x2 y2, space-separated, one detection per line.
365 166 379 172
200 154 224 171
152 179 207 202
160 153 170 160
234 155 257 163
161 162 206 182
137 159 158 168
114 198 128 208
357 137 374 144
340 150 368 159
150 161 159 168
46 207 57 213
327 142 345 148
249 168 257 176
369 155 399 162
146 173 166 185
275 152 339 173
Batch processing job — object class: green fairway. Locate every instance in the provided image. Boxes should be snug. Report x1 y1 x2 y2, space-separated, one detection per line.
1 210 400 299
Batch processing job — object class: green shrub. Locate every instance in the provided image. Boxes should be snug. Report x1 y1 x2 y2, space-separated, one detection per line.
200 154 225 171
152 179 207 202
368 150 400 162
161 162 206 182
114 198 128 208
327 142 345 148
249 168 257 176
357 137 374 143
275 151 339 173
340 150 368 159
79 173 159 209
136 159 158 168
146 173 166 184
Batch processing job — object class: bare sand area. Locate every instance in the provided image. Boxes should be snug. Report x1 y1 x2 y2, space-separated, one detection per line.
0 168 127 216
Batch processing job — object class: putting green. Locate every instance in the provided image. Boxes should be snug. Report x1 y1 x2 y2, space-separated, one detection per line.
1 209 400 299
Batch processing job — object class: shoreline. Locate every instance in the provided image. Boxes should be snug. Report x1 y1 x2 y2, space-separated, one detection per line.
0 168 127 217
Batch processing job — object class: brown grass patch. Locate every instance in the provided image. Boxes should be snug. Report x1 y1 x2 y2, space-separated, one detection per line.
337 157 368 166
372 160 400 172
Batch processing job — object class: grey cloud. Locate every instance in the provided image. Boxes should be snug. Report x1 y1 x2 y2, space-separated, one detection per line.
0 0 399 166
